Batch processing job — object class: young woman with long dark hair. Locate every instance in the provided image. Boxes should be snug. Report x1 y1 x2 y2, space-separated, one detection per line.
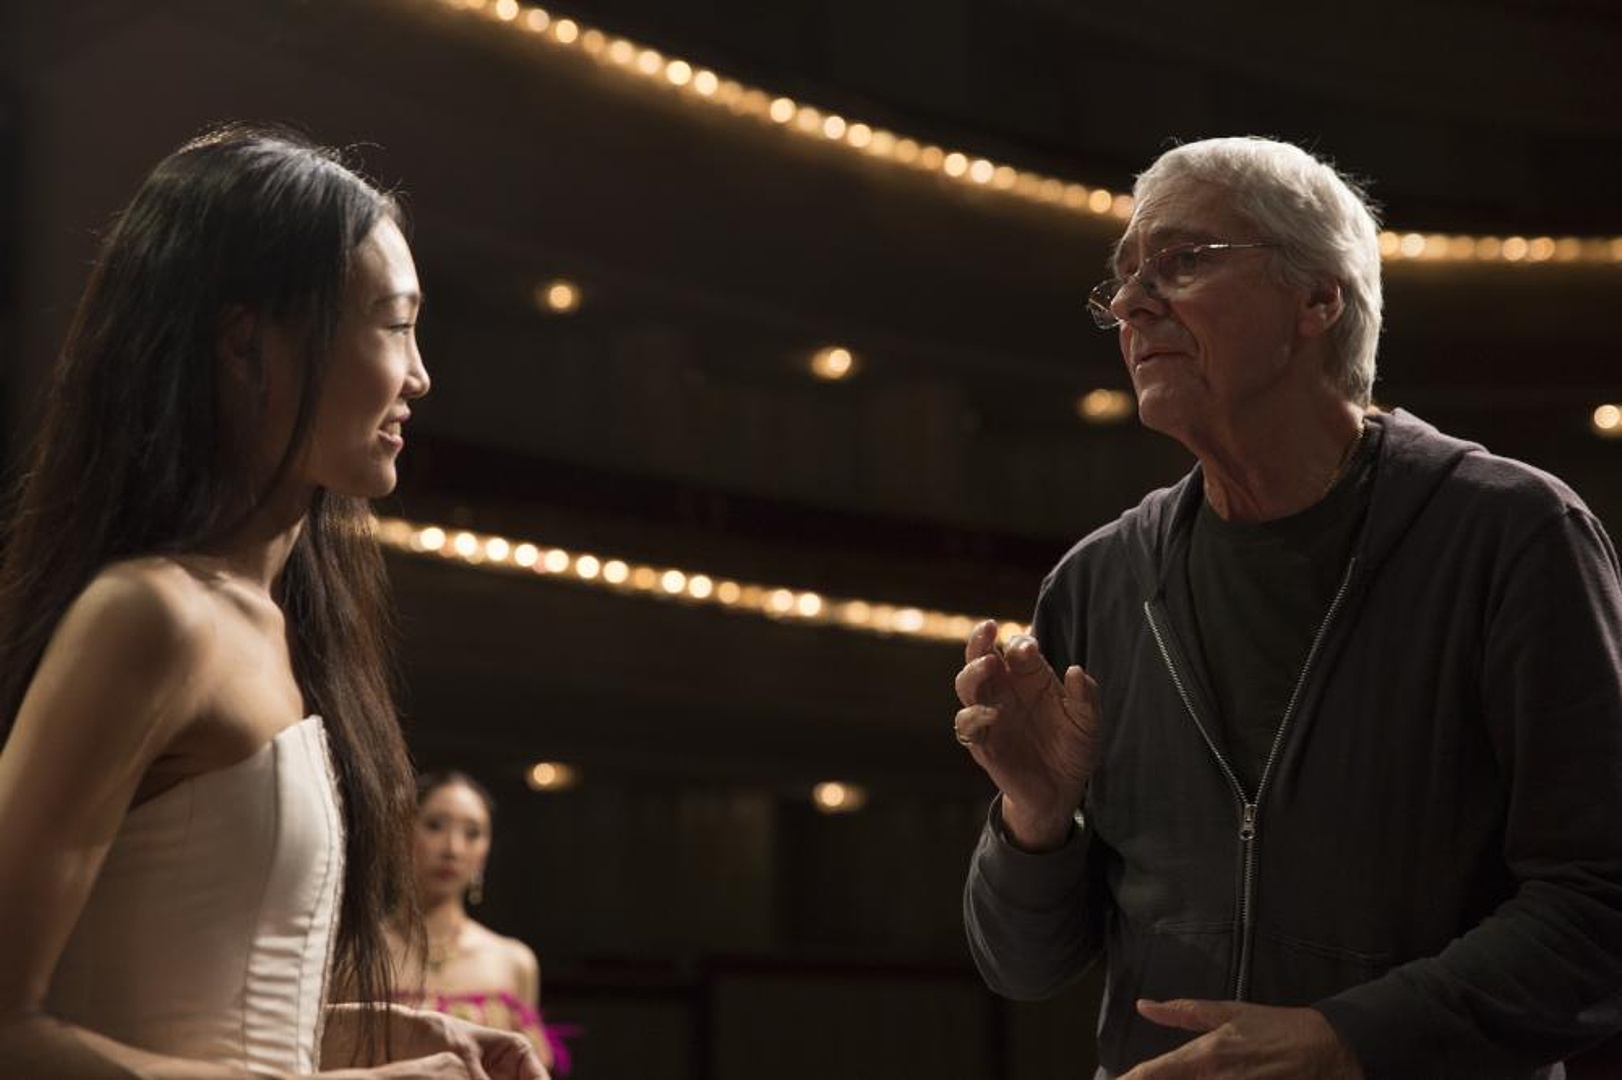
0 124 544 1080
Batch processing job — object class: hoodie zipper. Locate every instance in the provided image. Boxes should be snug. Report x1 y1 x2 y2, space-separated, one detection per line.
1142 555 1357 1000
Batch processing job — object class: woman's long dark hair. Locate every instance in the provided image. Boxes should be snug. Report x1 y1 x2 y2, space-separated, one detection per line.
0 123 415 1058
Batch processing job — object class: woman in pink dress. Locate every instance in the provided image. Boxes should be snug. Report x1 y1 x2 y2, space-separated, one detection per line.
0 124 544 1080
389 773 573 1075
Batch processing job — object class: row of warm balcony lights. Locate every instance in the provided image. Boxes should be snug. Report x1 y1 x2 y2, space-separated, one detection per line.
525 762 869 814
375 517 1029 646
428 0 1622 265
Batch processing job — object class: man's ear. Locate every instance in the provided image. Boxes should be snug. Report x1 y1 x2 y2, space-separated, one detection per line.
1298 279 1344 339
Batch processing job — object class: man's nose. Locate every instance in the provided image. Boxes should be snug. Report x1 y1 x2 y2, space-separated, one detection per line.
1110 272 1166 325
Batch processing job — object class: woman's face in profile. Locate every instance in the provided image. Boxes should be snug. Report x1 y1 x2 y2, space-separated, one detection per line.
414 781 492 903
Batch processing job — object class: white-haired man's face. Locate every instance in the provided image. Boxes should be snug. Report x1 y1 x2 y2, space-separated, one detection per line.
1108 180 1331 446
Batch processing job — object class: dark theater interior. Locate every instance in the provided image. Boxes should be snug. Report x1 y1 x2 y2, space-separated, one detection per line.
2 1 1619 1076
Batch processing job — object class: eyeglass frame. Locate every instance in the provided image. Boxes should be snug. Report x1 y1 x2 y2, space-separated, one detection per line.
1087 240 1277 330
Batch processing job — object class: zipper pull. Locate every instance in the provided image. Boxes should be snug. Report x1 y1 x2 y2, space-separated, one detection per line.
1240 803 1257 842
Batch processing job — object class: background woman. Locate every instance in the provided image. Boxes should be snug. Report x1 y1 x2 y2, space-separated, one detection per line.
0 124 541 1079
390 772 572 1074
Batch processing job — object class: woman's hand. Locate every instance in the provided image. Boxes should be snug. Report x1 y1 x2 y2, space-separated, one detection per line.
384 1007 548 1080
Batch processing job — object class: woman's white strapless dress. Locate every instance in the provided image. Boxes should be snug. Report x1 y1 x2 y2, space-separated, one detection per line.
45 716 345 1074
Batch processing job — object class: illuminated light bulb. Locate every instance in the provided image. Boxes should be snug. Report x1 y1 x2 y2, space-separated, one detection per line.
630 566 657 590
1501 236 1529 262
1555 237 1583 262
947 615 977 639
1609 238 1622 261
968 158 995 184
992 165 1017 189
514 543 539 568
869 130 897 157
766 588 793 614
1111 193 1135 219
665 59 692 86
494 0 518 20
796 592 823 617
552 18 578 43
868 605 896 631
893 137 919 163
794 105 822 133
1397 233 1424 259
769 97 795 124
603 559 629 584
1528 236 1555 261
580 28 605 55
693 69 718 96
846 122 872 149
943 152 969 177
822 115 846 140
524 8 549 31
661 569 687 594
737 88 767 115
542 548 570 573
688 574 714 600
1014 173 1042 197
636 49 663 76
918 145 945 170
1477 237 1502 260
998 621 1026 644
1076 388 1135 424
716 580 742 605
718 81 746 107
1423 234 1450 260
1593 404 1622 436
1087 188 1113 214
1039 178 1064 202
1447 236 1477 260
810 346 856 381
485 537 511 562
812 781 866 813
526 761 579 791
1378 232 1401 258
453 531 479 558
605 37 633 64
417 526 446 552
537 279 581 314
842 600 871 625
574 554 601 579
894 607 925 633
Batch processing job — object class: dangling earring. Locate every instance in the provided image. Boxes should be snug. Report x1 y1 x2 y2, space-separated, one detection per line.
467 871 484 906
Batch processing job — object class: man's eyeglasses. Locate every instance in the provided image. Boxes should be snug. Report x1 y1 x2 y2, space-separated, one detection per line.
1087 241 1276 329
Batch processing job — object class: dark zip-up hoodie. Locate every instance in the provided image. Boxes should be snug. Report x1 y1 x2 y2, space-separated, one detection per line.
964 410 1622 1078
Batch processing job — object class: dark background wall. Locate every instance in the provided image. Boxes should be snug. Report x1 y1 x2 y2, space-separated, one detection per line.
2 1 1619 1076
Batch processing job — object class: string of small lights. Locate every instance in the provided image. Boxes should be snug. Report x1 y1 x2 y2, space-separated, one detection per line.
376 517 1029 645
420 0 1622 265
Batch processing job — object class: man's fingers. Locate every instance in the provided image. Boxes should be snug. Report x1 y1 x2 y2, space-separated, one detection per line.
963 618 1000 663
953 704 996 748
954 650 1008 707
1136 997 1239 1033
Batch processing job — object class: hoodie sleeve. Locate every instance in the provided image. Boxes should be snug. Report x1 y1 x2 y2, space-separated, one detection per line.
1317 506 1622 1076
963 555 1108 999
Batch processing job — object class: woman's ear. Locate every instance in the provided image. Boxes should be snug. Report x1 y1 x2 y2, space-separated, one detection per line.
217 305 262 387
1298 279 1345 340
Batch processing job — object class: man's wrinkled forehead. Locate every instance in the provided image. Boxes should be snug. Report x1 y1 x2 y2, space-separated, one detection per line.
1109 182 1244 271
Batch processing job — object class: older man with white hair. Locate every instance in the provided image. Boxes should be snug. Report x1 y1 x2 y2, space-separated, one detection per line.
956 136 1622 1078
